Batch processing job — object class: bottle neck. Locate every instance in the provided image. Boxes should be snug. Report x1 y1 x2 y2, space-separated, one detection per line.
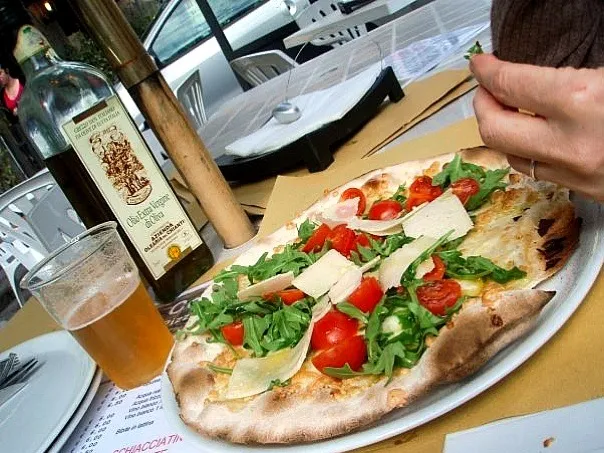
19 49 59 79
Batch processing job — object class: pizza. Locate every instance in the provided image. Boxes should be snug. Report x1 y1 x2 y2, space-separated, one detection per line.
167 148 580 444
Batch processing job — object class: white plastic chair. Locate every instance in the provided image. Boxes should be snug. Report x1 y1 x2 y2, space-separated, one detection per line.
177 70 208 130
230 50 298 87
295 0 368 47
0 169 85 307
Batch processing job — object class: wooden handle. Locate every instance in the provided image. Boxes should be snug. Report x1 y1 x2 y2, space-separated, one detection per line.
129 76 255 248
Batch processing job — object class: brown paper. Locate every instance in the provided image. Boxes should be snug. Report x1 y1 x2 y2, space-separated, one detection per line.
232 70 473 213
366 78 478 157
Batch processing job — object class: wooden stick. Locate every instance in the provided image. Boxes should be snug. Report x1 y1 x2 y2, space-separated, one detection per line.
68 0 255 248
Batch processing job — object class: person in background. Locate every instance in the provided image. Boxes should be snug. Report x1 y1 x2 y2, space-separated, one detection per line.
0 63 23 116
470 0 604 201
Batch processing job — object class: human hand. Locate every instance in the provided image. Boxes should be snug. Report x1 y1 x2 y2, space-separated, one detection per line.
470 53 604 201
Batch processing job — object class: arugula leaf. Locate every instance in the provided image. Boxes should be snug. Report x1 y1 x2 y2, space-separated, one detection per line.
440 237 465 252
437 250 526 283
432 155 509 210
207 364 233 375
464 41 484 60
401 232 453 287
368 233 414 258
327 292 455 381
391 184 407 205
268 378 291 390
336 302 369 324
432 155 485 188
215 244 320 285
465 168 509 211
297 219 317 243
243 316 270 357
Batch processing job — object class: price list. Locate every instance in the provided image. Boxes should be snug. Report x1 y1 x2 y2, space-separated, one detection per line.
62 377 199 453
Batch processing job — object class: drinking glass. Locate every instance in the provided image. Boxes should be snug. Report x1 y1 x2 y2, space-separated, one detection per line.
21 221 174 389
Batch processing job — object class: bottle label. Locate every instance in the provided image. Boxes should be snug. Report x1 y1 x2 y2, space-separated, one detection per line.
61 95 203 280
13 26 53 64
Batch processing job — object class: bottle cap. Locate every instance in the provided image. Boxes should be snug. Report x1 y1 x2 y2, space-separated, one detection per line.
13 25 52 64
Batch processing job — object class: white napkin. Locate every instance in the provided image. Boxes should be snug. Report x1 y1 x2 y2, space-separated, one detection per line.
224 63 381 158
443 397 604 453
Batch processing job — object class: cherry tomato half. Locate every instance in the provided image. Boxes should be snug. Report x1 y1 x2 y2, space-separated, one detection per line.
423 255 446 281
368 200 403 220
311 310 359 351
347 277 384 313
451 178 481 205
327 224 356 256
406 176 443 211
352 232 370 252
417 279 461 316
302 223 331 253
340 188 367 216
312 335 367 374
264 288 306 305
221 321 245 346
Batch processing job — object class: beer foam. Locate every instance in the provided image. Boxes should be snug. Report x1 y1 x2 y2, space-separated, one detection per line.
65 276 139 330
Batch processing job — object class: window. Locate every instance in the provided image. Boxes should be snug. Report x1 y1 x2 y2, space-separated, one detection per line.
150 0 267 64
151 0 211 64
208 0 265 28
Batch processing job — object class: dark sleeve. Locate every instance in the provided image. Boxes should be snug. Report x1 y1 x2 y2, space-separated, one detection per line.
491 0 604 68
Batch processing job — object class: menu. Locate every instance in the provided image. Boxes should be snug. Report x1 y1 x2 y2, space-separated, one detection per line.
62 377 198 453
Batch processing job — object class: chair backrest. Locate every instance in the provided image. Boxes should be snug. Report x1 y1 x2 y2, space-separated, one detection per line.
295 0 368 47
28 186 85 252
177 70 207 131
230 50 298 87
0 169 85 259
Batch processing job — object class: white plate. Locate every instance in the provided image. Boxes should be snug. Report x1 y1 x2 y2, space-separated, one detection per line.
0 331 96 453
46 367 103 453
161 198 604 452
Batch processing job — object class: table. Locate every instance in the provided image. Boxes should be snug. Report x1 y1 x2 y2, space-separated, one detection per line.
9 0 603 451
283 0 418 49
198 0 491 160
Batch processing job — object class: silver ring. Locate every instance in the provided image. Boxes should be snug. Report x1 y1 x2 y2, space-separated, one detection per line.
529 159 537 180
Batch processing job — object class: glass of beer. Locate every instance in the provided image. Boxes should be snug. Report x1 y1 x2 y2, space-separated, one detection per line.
21 221 174 390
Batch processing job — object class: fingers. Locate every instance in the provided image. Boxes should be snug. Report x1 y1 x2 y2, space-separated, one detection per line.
473 87 565 165
470 54 569 118
507 155 604 201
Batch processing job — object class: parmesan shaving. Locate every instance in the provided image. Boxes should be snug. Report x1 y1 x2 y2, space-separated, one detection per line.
378 236 439 290
292 250 356 299
328 267 362 304
402 191 473 240
236 272 295 301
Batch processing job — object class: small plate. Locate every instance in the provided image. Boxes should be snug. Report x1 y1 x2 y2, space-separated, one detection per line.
47 367 103 453
0 331 96 453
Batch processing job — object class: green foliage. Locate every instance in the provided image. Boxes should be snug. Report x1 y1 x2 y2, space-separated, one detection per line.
0 148 21 193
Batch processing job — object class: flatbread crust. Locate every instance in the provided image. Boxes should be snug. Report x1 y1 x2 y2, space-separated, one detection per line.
167 148 578 444
168 289 553 443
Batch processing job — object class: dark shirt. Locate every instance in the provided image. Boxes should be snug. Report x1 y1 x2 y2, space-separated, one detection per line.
491 0 604 68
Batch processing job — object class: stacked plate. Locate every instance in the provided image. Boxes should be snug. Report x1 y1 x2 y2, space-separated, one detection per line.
0 331 101 453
